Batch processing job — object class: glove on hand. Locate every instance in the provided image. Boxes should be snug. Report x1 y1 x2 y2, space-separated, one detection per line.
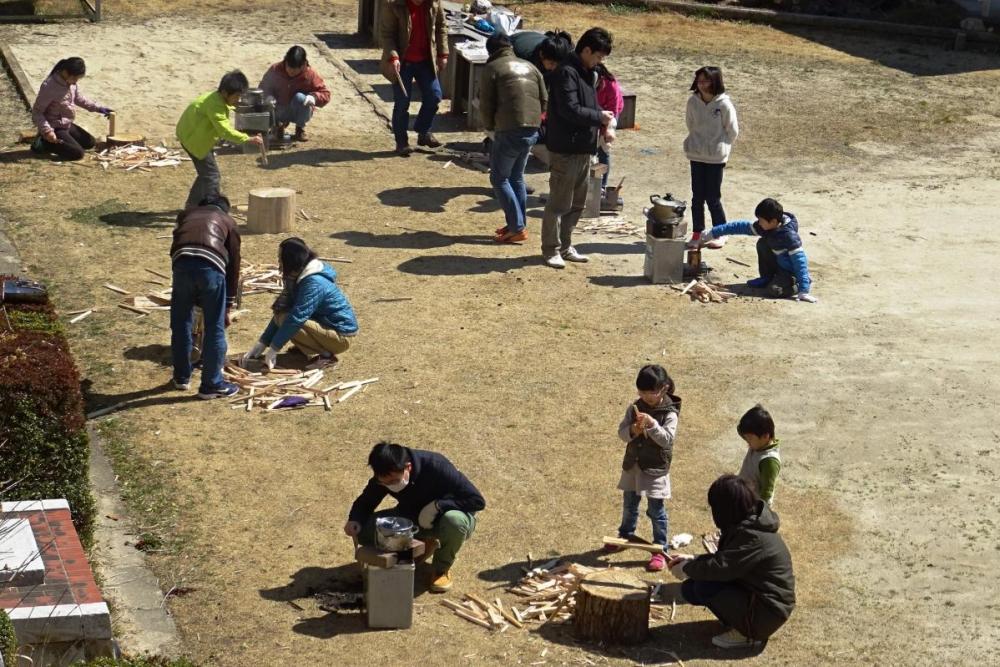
304 95 316 107
418 501 440 529
97 107 113 117
242 341 266 365
796 292 818 304
668 560 690 581
264 346 278 370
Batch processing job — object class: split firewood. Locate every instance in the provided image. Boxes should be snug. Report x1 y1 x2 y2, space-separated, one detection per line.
679 279 737 303
69 309 93 324
103 283 130 295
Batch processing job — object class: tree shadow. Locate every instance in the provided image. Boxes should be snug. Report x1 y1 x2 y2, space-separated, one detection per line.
377 185 494 213
261 147 396 169
574 241 645 256
330 230 495 249
98 210 177 228
397 254 535 276
588 275 656 289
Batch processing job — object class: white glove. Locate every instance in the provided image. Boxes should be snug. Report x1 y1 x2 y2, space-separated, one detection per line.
418 501 440 529
242 341 266 365
698 229 714 246
263 346 278 370
668 560 690 581
796 292 818 304
304 94 316 107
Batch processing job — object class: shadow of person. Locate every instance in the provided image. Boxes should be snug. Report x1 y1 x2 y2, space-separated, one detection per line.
99 210 177 228
378 185 493 213
476 549 614 584
0 148 40 164
80 378 199 414
330 230 494 250
588 275 656 289
397 254 534 276
261 147 395 169
123 343 172 367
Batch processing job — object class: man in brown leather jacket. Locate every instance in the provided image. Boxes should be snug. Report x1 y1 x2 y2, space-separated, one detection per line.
379 0 448 155
169 194 242 399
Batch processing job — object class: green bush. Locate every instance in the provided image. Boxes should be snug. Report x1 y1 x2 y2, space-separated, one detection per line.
0 608 16 666
71 656 199 667
0 294 96 546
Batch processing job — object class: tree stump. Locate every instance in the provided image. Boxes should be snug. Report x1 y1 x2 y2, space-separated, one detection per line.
106 134 145 148
247 187 296 233
573 569 650 644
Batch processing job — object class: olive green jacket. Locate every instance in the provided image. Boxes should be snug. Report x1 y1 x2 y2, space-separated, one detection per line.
478 46 547 132
379 0 449 81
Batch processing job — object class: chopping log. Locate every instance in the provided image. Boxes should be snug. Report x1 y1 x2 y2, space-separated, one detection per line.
106 133 146 148
573 569 650 644
247 187 296 234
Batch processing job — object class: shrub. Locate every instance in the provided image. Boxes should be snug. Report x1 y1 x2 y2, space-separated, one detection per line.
0 609 16 666
0 290 96 546
71 656 199 667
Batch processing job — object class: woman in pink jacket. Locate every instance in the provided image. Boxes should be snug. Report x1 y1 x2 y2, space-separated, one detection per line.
31 57 112 161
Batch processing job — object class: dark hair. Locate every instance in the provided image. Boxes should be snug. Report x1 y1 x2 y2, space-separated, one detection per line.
486 34 512 56
690 66 725 96
198 194 231 214
537 32 573 63
278 237 318 278
754 198 784 222
593 63 616 82
636 364 673 393
368 442 412 476
218 70 250 96
50 57 86 77
576 27 613 56
708 474 759 530
737 404 775 440
284 45 309 69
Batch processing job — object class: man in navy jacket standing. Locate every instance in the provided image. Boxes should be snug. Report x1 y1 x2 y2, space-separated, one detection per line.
345 442 486 592
541 27 615 269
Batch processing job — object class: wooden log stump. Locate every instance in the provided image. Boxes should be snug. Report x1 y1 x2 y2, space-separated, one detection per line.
106 134 146 148
573 569 650 644
247 187 297 233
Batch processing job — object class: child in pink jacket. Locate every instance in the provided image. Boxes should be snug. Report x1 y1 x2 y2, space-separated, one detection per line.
31 57 112 161
595 63 624 193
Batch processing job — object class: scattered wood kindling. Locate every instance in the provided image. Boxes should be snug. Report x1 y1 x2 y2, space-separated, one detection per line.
579 217 642 238
600 537 666 554
93 144 188 171
318 256 353 264
507 561 601 625
672 279 737 303
726 257 752 268
298 208 311 221
223 361 377 413
69 309 93 324
240 262 284 295
103 283 130 295
145 268 171 280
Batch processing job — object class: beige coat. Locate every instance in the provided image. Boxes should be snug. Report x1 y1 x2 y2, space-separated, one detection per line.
379 0 449 81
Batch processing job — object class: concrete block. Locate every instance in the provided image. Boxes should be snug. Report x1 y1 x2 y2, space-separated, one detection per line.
0 518 45 587
365 563 414 629
582 164 609 220
7 602 113 644
643 234 686 284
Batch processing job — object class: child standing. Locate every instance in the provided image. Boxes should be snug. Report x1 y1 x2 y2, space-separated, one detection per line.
594 63 624 194
736 404 782 505
683 66 738 249
606 365 681 571
31 57 113 161
699 197 817 303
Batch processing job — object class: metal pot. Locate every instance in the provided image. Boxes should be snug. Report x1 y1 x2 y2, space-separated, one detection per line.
649 194 687 224
241 88 266 107
375 516 418 552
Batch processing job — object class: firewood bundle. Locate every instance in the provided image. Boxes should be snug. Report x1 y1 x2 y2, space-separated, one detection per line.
507 561 599 623
93 144 188 171
579 217 642 238
675 279 737 303
440 593 524 632
241 263 284 296
223 362 377 412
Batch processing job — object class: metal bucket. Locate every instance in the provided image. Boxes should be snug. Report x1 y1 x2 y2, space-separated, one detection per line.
375 516 417 552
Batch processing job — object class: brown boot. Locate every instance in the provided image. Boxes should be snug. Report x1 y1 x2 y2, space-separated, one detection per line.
294 127 308 142
417 132 442 148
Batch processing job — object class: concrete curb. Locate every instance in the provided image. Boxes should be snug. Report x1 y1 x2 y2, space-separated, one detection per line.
312 37 393 132
0 43 35 110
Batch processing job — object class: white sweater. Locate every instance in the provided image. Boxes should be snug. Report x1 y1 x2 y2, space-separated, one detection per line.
683 92 739 164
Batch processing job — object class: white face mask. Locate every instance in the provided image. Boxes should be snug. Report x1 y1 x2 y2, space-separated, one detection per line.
383 473 409 493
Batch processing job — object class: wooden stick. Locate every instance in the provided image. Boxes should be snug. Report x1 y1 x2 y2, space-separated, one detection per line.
539 582 580 626
145 267 170 280
103 283 130 295
616 176 625 191
671 598 677 622
394 69 408 98
726 257 752 268
258 141 268 166
336 384 363 403
69 309 93 324
679 280 698 296
318 256 353 264
118 303 152 316
108 111 116 137
299 208 311 221
600 537 666 554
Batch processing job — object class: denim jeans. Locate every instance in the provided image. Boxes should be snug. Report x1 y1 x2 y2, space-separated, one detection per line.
392 60 442 146
184 149 221 210
170 256 228 392
490 127 538 233
618 491 668 548
275 92 314 129
597 146 610 189
690 160 727 233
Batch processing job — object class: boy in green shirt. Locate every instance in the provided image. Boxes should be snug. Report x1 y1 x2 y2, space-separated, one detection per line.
737 404 781 505
176 70 263 209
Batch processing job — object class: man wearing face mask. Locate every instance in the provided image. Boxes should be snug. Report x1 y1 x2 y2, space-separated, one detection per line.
344 442 486 592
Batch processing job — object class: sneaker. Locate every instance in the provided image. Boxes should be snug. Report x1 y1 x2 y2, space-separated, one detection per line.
560 247 589 263
746 276 770 289
294 127 309 142
769 284 786 298
173 379 191 391
197 381 240 400
429 569 452 593
525 184 536 195
544 254 566 269
30 135 45 153
685 232 702 249
306 353 338 371
495 226 509 236
705 236 727 249
417 132 442 148
646 552 667 572
396 143 414 157
711 628 763 649
496 229 528 243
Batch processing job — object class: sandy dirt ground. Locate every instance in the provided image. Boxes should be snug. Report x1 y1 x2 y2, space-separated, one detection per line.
1 1 999 665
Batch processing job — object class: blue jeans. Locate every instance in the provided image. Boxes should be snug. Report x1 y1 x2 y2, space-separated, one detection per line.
275 92 314 129
392 60 442 146
618 491 668 549
170 256 228 392
597 147 610 189
490 127 538 233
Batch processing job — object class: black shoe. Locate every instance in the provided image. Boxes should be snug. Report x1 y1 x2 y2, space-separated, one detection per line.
417 133 442 148
525 184 535 195
396 143 414 157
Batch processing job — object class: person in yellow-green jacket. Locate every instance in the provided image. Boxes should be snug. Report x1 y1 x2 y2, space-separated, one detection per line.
176 70 263 209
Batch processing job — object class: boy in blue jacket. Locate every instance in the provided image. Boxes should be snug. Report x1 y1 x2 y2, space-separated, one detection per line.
700 198 817 303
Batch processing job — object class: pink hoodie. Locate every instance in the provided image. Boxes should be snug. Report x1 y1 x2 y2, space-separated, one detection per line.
597 75 624 118
31 74 102 135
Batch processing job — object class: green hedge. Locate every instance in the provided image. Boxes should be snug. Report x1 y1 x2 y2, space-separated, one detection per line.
0 608 16 666
0 290 96 546
71 656 198 667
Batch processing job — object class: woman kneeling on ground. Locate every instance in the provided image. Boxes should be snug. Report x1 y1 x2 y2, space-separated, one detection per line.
243 238 358 370
31 57 113 161
666 474 795 650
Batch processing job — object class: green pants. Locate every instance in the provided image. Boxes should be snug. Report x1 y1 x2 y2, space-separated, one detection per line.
360 509 476 574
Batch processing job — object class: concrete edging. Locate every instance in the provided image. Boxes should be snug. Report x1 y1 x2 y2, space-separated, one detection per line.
0 43 35 110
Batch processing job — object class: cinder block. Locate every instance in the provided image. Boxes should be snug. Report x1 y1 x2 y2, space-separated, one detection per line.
365 563 414 629
643 234 686 284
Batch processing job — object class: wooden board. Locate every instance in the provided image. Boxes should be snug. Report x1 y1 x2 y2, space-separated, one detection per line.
601 536 666 554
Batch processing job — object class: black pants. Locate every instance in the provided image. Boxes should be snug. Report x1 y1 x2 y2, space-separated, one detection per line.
41 123 96 161
690 161 726 233
757 238 795 294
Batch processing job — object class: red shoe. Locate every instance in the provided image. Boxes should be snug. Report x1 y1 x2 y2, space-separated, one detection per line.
495 226 508 236
647 552 667 572
496 229 528 243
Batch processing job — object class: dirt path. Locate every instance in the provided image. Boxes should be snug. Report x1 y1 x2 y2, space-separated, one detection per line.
1 2 998 664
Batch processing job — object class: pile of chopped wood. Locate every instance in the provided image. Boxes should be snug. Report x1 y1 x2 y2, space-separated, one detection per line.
579 217 642 238
241 263 284 296
675 279 737 303
93 144 189 171
441 593 525 632
223 362 377 412
507 560 598 623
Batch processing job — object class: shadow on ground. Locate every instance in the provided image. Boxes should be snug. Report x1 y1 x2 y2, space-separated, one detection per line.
99 210 177 228
81 378 198 414
377 185 496 213
397 254 534 275
331 229 495 249
261 147 397 169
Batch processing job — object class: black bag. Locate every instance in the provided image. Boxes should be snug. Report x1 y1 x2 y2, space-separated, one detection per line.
1 278 48 304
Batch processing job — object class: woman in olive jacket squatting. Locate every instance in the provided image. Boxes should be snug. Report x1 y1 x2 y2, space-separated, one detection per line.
666 474 795 650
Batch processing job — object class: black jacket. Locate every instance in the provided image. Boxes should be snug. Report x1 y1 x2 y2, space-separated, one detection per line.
683 501 796 638
348 448 485 524
545 53 603 155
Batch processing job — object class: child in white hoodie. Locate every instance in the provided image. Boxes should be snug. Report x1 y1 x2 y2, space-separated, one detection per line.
683 66 739 249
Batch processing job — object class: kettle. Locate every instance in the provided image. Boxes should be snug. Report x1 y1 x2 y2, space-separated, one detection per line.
649 194 687 224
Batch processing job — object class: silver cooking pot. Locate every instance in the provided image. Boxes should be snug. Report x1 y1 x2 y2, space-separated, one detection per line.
375 516 418 552
649 194 687 224
241 88 267 107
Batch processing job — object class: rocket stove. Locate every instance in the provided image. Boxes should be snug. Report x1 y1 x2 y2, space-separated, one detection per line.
354 517 427 629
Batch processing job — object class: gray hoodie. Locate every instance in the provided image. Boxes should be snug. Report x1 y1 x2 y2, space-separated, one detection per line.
683 92 739 164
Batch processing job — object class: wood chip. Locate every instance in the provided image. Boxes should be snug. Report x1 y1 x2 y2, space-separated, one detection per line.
69 309 93 324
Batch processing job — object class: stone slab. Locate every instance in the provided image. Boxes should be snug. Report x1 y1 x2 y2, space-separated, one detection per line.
0 518 45 587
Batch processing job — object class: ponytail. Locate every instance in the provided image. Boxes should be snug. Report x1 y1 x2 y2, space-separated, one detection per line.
50 57 86 78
